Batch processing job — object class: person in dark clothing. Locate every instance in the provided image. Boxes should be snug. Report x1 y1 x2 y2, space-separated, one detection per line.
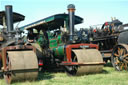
42 30 48 40
42 29 49 46
27 30 35 43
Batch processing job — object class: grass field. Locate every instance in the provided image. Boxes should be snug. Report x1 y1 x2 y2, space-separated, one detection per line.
0 64 128 85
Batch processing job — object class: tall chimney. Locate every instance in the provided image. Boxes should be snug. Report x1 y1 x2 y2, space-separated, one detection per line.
5 5 13 32
67 4 75 42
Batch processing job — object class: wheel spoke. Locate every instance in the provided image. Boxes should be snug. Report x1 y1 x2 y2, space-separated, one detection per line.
114 53 119 57
125 57 128 59
114 57 120 65
116 57 120 62
124 63 128 70
123 48 126 55
118 47 121 56
119 63 124 71
123 54 128 58
123 59 128 63
115 62 119 65
120 48 123 56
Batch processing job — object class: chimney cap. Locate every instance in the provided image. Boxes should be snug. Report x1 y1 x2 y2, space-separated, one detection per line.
5 5 12 7
67 4 75 9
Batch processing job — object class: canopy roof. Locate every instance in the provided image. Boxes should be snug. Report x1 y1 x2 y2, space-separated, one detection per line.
0 11 25 25
20 13 83 31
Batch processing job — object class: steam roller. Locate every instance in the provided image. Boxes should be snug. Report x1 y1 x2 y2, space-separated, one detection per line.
60 4 104 75
21 4 104 76
0 5 38 84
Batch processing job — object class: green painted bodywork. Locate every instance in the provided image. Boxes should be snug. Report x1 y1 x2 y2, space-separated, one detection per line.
37 33 64 57
57 35 62 44
49 33 64 56
53 45 64 57
49 34 62 48
37 34 48 47
21 14 83 57
49 38 58 48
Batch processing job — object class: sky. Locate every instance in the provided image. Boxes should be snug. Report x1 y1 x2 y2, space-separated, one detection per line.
0 0 128 29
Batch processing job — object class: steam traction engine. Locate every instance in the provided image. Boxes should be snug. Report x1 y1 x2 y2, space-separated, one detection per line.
111 25 128 71
0 5 38 84
21 4 104 76
89 19 128 71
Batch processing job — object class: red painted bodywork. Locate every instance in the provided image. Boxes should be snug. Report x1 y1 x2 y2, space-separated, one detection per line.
61 43 104 66
1 45 35 71
66 43 98 62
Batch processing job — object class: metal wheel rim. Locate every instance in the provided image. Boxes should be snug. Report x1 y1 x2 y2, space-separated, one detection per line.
112 44 128 71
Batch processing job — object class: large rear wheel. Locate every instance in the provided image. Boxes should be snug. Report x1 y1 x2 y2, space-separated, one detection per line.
111 44 128 71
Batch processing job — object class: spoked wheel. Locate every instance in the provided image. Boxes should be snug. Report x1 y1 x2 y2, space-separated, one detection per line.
111 44 128 71
65 52 78 76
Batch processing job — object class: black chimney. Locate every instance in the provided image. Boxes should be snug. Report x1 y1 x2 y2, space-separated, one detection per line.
5 5 13 32
67 4 75 42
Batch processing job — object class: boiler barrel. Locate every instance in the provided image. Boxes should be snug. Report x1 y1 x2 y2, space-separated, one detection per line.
53 45 65 57
118 31 128 44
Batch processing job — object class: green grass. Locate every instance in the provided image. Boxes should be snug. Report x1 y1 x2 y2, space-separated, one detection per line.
1 65 128 85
